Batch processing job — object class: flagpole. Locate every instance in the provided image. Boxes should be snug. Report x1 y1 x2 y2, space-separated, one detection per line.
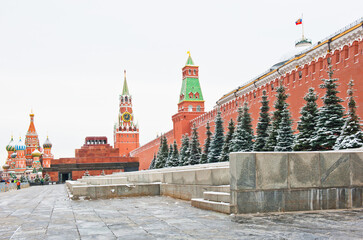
302 13 304 40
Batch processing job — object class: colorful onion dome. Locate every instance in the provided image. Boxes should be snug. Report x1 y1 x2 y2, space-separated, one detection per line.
31 149 42 157
43 137 52 149
11 152 17 158
2 163 10 170
6 136 16 152
15 138 26 151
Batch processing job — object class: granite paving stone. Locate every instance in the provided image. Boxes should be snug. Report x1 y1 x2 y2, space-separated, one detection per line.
0 184 362 239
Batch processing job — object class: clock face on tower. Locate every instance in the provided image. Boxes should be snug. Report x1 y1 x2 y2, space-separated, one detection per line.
122 112 132 122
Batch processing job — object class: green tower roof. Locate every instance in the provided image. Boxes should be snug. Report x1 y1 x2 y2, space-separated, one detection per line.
122 70 129 95
179 77 204 102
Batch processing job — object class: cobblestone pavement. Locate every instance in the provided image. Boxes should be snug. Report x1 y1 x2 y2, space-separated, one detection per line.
0 184 362 240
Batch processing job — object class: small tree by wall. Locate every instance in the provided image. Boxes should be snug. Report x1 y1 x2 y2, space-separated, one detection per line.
188 122 202 165
220 119 235 162
265 84 288 151
231 102 254 152
149 154 156 169
208 111 224 163
165 144 173 167
169 140 180 167
334 80 363 149
155 135 169 168
294 88 319 151
200 122 212 164
253 90 271 151
179 135 190 166
311 60 345 150
275 104 294 152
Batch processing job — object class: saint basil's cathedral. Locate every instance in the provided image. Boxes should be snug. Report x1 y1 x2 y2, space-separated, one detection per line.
2 111 54 180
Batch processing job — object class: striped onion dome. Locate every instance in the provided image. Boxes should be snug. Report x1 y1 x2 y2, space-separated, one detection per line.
43 137 52 149
15 138 26 151
2 163 10 170
6 136 16 152
31 149 42 157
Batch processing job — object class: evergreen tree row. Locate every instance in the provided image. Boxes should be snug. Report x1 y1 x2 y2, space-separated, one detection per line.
150 59 363 169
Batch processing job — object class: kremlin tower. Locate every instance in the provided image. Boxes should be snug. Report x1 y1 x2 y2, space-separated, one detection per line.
172 52 205 145
114 70 140 156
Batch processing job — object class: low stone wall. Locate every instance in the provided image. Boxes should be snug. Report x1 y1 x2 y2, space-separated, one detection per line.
230 151 363 214
70 183 160 199
68 162 229 200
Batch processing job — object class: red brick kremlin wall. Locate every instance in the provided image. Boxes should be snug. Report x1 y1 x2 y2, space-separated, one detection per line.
131 24 363 170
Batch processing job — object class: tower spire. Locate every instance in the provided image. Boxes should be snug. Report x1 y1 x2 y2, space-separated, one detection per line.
122 70 130 95
185 51 194 66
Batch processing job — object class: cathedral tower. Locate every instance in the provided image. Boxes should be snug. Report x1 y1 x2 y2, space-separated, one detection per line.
42 137 53 168
172 52 205 145
114 70 140 156
25 111 40 166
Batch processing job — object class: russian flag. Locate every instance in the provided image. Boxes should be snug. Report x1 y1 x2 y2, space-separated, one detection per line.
295 18 302 25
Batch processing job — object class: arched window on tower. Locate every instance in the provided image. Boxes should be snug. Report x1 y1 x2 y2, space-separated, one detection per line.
196 105 201 112
195 92 199 99
125 96 128 102
194 70 196 75
189 69 191 75
188 105 193 112
189 92 193 98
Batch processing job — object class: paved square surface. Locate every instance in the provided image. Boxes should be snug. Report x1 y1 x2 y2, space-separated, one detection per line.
0 184 362 239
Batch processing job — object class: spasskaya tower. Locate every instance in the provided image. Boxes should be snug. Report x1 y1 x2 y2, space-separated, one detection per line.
114 70 139 156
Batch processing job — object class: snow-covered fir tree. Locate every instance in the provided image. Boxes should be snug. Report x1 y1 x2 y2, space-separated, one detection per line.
294 88 319 151
149 153 156 169
178 134 190 166
164 144 173 167
275 104 294 152
169 140 180 167
200 122 212 164
155 135 169 168
334 80 363 149
220 118 235 162
253 90 270 151
231 102 254 152
311 61 345 150
265 84 288 151
187 122 202 165
207 111 224 163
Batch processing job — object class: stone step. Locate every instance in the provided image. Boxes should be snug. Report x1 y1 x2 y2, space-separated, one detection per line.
204 185 230 193
191 198 233 214
203 191 230 203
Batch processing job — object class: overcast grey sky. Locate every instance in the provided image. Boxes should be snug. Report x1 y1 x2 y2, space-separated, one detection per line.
1 0 362 165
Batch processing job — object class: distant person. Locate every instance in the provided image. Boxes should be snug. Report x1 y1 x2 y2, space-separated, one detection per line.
41 179 44 185
16 180 20 190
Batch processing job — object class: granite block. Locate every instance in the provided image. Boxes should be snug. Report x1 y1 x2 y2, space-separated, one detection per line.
320 152 350 187
289 152 320 188
256 153 288 190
